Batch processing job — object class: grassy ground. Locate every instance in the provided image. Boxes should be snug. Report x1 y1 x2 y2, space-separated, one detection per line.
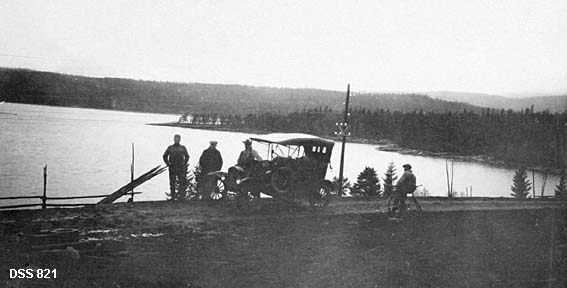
1 198 566 287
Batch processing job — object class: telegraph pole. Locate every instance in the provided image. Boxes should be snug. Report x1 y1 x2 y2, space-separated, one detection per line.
335 84 351 196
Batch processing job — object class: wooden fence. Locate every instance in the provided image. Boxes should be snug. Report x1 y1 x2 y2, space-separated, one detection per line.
0 193 141 210
0 164 141 210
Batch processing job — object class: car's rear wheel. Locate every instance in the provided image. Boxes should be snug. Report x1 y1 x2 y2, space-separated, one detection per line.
309 182 332 212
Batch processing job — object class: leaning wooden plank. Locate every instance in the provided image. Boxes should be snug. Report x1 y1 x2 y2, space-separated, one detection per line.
97 165 167 204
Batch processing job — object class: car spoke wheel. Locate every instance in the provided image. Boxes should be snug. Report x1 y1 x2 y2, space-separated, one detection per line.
309 183 332 212
209 179 226 202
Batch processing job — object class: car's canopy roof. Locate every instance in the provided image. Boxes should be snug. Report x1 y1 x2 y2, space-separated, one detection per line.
250 133 335 148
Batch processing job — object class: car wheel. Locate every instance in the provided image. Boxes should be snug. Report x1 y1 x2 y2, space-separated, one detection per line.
309 182 332 212
209 178 227 202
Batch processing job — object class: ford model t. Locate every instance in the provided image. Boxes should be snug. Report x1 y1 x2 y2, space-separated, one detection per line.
208 133 336 211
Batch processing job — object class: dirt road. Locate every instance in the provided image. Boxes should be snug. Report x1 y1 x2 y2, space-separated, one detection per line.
1 197 566 287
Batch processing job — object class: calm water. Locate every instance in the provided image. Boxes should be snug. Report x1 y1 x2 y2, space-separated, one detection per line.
0 103 560 206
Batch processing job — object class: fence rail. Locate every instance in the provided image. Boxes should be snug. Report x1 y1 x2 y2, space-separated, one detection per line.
0 192 142 210
0 195 44 200
1 157 162 210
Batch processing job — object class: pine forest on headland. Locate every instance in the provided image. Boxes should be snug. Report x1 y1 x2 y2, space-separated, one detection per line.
1 68 566 170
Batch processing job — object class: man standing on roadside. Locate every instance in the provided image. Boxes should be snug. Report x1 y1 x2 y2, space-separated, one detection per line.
163 134 190 201
198 141 223 197
394 164 416 217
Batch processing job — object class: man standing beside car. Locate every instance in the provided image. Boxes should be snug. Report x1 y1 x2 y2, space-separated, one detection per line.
237 139 262 170
163 134 190 201
198 141 223 197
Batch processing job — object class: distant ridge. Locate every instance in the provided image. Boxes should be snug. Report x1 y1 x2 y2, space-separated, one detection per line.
427 91 567 112
0 67 483 114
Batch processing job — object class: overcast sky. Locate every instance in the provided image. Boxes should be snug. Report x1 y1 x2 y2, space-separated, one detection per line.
1 0 566 95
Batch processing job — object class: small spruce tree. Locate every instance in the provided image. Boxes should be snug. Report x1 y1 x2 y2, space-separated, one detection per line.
555 169 567 200
165 165 200 201
511 167 532 198
352 167 380 197
383 163 398 198
332 176 351 196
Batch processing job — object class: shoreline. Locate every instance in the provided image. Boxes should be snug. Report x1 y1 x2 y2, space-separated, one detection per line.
4 102 559 173
149 122 553 173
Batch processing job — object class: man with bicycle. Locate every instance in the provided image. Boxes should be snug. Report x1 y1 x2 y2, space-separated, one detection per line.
393 164 416 217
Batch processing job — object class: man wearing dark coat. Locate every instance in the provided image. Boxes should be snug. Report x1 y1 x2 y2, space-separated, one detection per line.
163 134 190 200
198 141 223 197
393 164 416 217
199 141 223 173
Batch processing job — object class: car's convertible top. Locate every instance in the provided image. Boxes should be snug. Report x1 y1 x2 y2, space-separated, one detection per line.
250 133 335 148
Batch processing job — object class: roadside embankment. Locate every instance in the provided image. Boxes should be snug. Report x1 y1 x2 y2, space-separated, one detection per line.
1 198 565 287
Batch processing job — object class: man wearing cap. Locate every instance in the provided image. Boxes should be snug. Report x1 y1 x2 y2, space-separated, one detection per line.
237 139 262 170
198 141 223 196
163 134 190 200
394 164 416 216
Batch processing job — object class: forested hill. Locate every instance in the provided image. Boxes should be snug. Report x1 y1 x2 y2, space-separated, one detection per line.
427 91 567 113
0 68 482 114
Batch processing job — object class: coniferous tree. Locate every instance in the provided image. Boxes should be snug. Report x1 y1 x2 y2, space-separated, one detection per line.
555 169 567 200
332 176 351 196
511 167 532 198
383 163 398 198
352 167 380 197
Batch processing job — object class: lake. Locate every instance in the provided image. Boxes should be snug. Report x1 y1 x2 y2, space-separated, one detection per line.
0 103 560 206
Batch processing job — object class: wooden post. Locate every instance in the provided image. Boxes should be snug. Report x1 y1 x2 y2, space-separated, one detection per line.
42 165 47 209
541 171 547 198
450 161 454 197
445 159 451 197
337 84 350 196
130 142 135 202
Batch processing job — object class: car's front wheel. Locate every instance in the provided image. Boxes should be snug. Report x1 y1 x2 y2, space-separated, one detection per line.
208 178 226 202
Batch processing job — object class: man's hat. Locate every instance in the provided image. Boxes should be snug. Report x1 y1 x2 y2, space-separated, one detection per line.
209 140 218 145
402 164 412 169
243 139 252 145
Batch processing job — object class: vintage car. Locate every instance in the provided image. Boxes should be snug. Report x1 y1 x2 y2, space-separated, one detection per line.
208 133 336 211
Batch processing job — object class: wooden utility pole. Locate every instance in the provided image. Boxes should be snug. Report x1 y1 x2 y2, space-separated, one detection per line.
564 121 567 177
335 84 351 196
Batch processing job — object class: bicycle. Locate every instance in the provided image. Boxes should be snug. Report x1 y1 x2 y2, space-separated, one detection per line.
385 185 423 218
